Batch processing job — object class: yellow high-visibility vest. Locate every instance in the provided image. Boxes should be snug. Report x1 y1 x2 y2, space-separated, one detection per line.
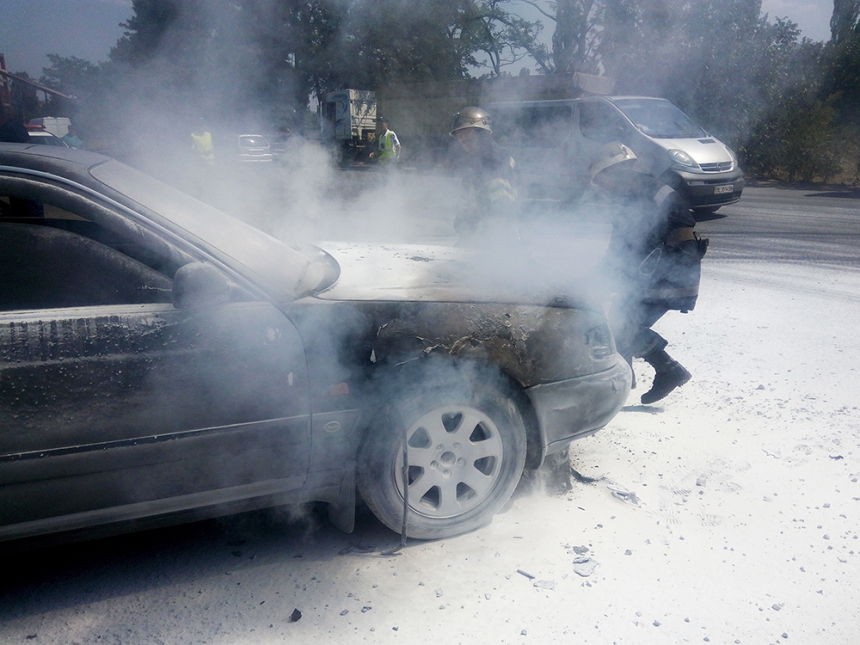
191 131 215 165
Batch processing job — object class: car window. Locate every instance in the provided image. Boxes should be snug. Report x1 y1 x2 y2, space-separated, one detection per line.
239 135 268 148
612 99 707 138
0 192 176 312
579 101 630 143
29 134 66 146
493 105 573 149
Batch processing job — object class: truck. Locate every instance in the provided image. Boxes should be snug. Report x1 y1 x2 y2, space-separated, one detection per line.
320 89 377 163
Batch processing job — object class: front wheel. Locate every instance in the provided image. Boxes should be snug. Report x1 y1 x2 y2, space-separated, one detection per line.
357 378 527 539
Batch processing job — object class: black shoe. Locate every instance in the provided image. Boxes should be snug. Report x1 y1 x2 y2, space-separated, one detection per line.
641 362 691 404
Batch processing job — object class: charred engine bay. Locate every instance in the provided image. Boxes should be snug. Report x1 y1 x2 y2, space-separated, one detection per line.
288 299 615 391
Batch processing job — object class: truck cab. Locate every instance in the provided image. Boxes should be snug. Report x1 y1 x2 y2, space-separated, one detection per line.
321 89 377 164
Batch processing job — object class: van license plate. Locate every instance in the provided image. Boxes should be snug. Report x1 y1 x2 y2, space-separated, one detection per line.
714 184 734 194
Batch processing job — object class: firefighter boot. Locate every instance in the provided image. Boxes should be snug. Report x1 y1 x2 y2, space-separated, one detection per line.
640 349 691 404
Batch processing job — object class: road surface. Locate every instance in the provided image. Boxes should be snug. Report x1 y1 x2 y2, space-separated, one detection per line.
1 177 858 645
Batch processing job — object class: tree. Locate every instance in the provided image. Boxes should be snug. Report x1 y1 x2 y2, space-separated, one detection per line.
110 0 182 66
7 72 40 123
39 55 102 120
102 0 526 120
338 0 473 87
463 0 547 76
551 0 600 74
831 0 860 44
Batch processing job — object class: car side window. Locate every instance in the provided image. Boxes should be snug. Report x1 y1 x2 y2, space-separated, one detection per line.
494 106 573 149
0 194 175 312
579 102 629 143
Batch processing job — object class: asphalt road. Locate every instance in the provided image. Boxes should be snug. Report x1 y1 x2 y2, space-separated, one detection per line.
695 183 860 267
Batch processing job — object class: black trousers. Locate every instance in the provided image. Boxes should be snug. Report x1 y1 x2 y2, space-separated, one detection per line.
609 299 671 360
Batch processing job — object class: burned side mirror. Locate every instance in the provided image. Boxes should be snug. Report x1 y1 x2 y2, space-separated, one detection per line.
172 262 230 309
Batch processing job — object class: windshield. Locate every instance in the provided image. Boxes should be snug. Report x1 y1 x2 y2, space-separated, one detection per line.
29 135 66 146
612 99 707 139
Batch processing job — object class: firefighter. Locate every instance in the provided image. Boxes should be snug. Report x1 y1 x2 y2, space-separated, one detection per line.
449 106 518 244
369 116 400 165
590 141 707 404
190 119 215 167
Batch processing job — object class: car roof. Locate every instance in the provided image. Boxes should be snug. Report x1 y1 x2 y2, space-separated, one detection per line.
0 144 320 301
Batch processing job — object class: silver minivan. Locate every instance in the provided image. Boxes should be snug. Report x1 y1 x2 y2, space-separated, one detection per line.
489 96 744 213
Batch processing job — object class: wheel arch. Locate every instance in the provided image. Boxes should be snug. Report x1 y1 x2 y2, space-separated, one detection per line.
362 353 544 472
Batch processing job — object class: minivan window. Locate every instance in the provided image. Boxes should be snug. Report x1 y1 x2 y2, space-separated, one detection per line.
579 101 629 143
612 99 707 139
494 105 573 148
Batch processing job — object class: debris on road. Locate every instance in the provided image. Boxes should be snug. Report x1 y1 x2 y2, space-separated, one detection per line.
607 483 640 505
574 557 599 577
517 569 535 580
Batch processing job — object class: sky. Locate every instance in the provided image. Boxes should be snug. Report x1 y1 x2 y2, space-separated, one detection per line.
0 0 838 80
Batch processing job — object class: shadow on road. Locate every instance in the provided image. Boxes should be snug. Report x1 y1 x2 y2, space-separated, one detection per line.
0 503 400 623
692 210 728 223
805 190 860 199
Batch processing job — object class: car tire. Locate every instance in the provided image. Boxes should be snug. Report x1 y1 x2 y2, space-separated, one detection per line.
357 370 527 540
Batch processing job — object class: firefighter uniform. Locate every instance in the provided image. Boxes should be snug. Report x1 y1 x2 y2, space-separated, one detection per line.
449 107 518 243
592 142 707 404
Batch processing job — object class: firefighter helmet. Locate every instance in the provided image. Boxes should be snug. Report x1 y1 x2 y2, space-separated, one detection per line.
590 141 637 181
450 107 492 135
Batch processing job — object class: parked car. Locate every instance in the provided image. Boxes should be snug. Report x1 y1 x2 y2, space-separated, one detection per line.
0 144 630 547
24 125 68 147
236 134 274 163
489 96 744 214
27 117 72 138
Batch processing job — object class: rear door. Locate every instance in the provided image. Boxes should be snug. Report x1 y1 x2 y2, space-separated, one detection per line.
0 176 311 540
574 98 636 182
492 103 575 198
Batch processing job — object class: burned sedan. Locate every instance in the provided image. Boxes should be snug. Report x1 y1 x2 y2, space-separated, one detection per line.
0 144 631 545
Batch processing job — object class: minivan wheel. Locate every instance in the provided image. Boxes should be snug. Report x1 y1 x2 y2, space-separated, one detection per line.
357 379 527 540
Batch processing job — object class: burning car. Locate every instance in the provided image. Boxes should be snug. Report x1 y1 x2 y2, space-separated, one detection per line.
0 144 630 546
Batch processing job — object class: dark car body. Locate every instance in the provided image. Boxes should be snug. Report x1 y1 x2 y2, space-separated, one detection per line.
0 144 630 546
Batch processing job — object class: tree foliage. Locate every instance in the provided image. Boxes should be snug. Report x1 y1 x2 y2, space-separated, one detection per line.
551 0 600 74
830 0 860 44
25 0 860 183
94 0 544 126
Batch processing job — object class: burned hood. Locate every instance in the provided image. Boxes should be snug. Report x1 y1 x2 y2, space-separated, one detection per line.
313 241 590 307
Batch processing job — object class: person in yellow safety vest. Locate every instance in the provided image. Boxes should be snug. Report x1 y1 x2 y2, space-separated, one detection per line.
190 119 215 167
370 116 400 165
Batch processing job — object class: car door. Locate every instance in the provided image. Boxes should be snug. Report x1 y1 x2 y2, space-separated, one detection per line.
574 99 635 184
0 181 311 539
